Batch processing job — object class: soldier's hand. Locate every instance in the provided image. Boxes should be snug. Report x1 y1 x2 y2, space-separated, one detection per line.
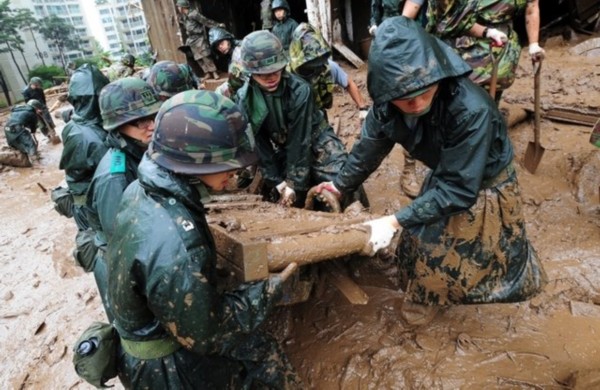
368 25 378 37
485 28 508 47
362 215 400 256
276 181 296 207
218 23 226 29
528 42 545 63
359 106 370 120
313 181 341 199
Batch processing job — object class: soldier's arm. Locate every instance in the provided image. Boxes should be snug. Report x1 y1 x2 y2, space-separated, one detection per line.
192 11 222 28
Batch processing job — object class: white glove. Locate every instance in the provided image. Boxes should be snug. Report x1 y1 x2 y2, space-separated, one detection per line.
528 42 545 62
276 181 296 207
368 25 377 37
362 215 400 255
359 106 369 120
485 28 508 46
315 181 341 199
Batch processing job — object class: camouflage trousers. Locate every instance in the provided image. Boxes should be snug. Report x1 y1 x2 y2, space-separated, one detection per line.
397 166 547 305
189 38 217 73
452 25 521 96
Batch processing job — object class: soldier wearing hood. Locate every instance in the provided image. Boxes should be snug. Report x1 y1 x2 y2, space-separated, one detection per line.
208 26 241 71
271 0 298 54
84 77 162 321
21 77 59 143
106 90 300 389
317 18 546 324
3 100 44 166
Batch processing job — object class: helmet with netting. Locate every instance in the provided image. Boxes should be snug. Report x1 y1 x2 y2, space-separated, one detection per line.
147 60 195 98
176 0 190 7
289 23 331 74
121 54 135 67
27 99 44 110
30 77 43 87
149 90 257 175
99 77 161 131
240 30 287 74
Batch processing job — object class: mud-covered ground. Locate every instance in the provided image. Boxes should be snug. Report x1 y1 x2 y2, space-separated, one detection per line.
0 30 599 389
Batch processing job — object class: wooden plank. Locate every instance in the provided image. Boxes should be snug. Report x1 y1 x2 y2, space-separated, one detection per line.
322 261 369 305
333 42 365 68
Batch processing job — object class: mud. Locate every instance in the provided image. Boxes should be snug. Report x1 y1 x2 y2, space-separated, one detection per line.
0 30 599 389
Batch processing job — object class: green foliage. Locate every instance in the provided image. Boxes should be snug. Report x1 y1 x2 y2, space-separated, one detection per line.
73 56 111 70
29 65 66 88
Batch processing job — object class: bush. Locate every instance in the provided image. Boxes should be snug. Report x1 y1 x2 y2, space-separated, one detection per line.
74 56 111 70
29 65 66 88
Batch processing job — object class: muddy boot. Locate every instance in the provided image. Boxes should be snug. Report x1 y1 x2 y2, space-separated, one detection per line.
401 154 420 199
400 301 440 327
47 127 61 145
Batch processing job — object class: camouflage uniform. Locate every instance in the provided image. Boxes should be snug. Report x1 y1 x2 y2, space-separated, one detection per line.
236 30 348 206
85 77 161 321
108 90 300 389
289 23 335 111
179 5 221 75
271 0 298 53
334 18 546 305
3 104 39 163
420 0 525 98
106 54 136 82
22 77 57 140
215 46 248 98
146 60 197 99
59 64 110 231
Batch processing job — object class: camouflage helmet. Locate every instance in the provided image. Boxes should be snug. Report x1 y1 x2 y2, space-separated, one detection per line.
176 0 190 7
147 60 195 98
148 90 257 175
240 30 287 74
99 77 161 131
271 0 291 12
289 23 331 73
27 99 44 110
121 53 135 67
30 77 43 87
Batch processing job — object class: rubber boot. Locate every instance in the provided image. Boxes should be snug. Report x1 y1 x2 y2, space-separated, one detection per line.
401 153 420 199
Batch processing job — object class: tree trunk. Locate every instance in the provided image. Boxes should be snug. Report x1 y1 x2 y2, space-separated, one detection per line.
7 43 27 85
29 27 46 66
19 49 31 74
0 70 13 106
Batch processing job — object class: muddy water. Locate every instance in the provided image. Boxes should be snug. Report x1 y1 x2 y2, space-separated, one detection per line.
0 32 599 389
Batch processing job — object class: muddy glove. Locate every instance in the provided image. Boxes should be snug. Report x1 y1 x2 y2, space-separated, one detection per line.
485 28 508 46
528 42 545 63
314 181 342 199
362 215 400 256
368 25 377 36
276 181 296 207
359 106 370 120
266 262 298 298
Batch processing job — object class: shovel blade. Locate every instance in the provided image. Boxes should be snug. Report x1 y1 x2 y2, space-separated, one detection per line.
523 141 545 174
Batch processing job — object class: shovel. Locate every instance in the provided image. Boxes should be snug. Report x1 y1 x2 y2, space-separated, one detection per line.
523 59 545 174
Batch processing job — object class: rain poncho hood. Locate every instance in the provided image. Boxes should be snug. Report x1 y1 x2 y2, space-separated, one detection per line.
67 64 110 125
367 17 471 105
208 27 237 52
272 0 291 13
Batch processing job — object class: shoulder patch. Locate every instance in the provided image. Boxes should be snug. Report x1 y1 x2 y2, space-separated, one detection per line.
110 150 126 174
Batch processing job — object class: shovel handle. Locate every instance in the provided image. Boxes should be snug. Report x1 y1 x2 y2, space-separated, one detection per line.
533 59 542 145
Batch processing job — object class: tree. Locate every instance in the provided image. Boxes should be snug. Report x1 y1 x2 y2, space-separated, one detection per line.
38 15 78 70
15 8 46 66
0 0 28 84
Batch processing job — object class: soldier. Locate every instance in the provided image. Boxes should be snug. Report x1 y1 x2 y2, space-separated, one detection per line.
85 77 161 321
289 23 369 120
106 89 301 388
369 0 404 36
176 0 224 81
402 0 544 103
316 18 546 325
107 53 136 81
208 26 241 70
146 60 198 100
21 76 59 143
215 46 248 99
3 99 44 166
271 0 298 53
236 30 361 209
260 0 273 30
58 64 110 274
